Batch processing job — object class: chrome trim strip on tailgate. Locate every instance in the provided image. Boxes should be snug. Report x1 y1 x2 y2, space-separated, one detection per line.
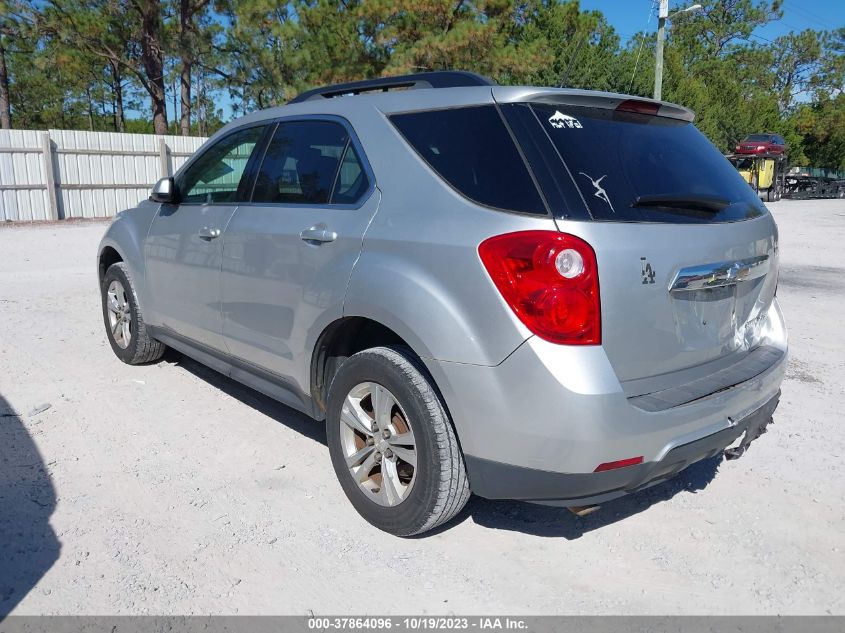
669 254 769 292
628 345 784 412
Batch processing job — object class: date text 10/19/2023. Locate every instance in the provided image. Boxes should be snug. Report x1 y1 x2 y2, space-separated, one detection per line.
307 618 529 630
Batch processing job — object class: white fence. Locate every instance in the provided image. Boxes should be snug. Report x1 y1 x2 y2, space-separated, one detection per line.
0 129 208 222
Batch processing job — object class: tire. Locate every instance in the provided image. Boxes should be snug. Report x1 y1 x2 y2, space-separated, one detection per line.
326 346 470 536
101 262 166 365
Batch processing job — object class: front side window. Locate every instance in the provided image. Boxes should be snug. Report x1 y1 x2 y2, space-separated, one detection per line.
178 126 265 204
252 120 367 204
389 105 547 215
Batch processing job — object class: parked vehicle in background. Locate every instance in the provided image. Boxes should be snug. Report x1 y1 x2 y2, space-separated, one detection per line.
97 71 787 536
783 175 845 199
726 153 786 202
735 133 787 155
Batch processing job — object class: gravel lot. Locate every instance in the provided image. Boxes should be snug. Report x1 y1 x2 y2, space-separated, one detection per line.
1 200 843 615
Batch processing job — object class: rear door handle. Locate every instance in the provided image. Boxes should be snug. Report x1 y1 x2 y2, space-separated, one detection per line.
198 227 221 240
300 226 337 244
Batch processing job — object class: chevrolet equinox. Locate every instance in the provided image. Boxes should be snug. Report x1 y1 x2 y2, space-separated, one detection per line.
98 72 787 536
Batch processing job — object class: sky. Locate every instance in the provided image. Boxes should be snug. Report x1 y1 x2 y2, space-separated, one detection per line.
579 0 844 45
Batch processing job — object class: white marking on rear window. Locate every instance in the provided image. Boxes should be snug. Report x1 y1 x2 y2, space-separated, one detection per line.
548 111 582 129
579 172 615 212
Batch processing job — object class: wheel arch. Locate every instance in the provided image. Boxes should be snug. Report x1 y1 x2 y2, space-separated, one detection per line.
311 317 406 416
98 245 123 282
310 317 453 426
97 207 156 310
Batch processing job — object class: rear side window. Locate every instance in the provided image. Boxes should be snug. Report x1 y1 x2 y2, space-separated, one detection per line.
510 103 767 223
333 145 369 204
390 106 547 215
252 120 367 205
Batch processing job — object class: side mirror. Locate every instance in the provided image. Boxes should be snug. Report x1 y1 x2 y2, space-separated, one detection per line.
150 177 175 203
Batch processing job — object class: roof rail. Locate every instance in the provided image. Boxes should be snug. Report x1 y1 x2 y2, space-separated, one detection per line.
289 71 496 104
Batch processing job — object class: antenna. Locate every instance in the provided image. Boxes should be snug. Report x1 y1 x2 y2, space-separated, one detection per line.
559 32 590 87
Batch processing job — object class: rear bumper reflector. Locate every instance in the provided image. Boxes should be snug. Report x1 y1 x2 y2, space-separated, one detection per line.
593 456 644 473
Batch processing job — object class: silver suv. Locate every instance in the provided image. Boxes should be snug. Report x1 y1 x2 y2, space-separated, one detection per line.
98 72 787 536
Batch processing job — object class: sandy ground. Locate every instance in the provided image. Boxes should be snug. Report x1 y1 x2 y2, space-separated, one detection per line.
0 199 843 615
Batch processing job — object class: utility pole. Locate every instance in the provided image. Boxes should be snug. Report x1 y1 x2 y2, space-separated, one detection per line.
654 3 702 100
654 0 669 101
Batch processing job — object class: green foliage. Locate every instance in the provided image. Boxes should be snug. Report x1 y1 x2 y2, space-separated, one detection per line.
794 93 845 170
514 0 622 89
1 0 843 169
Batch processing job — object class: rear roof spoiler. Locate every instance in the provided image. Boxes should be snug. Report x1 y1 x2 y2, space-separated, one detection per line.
290 71 497 104
493 87 695 122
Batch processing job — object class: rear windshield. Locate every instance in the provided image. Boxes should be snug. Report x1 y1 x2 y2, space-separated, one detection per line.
504 102 767 223
745 134 773 142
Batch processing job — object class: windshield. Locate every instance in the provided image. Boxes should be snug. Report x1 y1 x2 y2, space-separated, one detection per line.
501 102 767 224
745 134 773 142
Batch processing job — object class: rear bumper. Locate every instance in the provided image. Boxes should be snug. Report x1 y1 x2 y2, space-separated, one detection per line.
423 300 787 501
465 392 779 504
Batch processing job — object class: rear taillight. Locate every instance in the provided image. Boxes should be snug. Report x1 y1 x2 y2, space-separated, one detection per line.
478 231 600 345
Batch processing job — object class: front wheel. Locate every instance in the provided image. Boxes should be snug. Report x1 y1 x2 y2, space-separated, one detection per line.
326 346 470 536
101 262 166 365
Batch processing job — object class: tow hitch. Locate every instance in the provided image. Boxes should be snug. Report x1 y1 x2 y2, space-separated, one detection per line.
724 399 777 460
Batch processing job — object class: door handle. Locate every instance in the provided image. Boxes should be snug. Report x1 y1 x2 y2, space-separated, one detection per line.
198 227 221 240
300 226 337 244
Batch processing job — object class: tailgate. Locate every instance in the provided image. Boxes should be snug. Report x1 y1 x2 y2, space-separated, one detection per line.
564 215 779 384
495 91 779 386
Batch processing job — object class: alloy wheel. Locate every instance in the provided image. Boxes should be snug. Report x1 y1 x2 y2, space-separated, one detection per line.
339 382 417 507
106 280 132 349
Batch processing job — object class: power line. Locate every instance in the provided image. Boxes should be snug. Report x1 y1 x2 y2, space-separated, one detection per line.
628 0 658 94
748 32 776 45
781 1 832 30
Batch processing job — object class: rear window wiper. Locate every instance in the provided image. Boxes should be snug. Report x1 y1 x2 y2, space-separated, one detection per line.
632 194 730 212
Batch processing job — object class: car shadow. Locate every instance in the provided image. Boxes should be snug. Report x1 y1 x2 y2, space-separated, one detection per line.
164 350 721 540
163 350 327 446
0 394 61 615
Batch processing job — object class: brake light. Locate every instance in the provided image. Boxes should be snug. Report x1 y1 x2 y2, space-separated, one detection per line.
478 231 600 345
615 99 661 116
594 456 643 472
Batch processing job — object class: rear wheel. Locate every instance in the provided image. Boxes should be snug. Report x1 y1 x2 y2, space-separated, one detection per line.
101 262 165 365
326 346 470 536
